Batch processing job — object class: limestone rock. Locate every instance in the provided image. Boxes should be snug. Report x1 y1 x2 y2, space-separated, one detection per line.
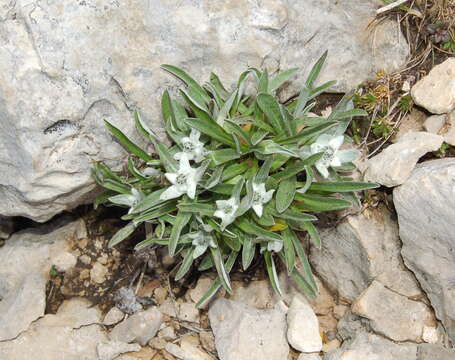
208 299 289 360
165 335 215 360
178 302 200 323
0 219 83 341
0 0 408 222
97 341 142 360
103 307 126 326
393 109 426 141
394 158 455 343
110 307 163 346
0 298 110 360
417 344 455 360
310 205 421 302
298 354 322 360
364 132 443 187
325 331 418 360
411 58 455 114
352 281 435 342
286 295 322 353
424 111 455 146
230 280 275 309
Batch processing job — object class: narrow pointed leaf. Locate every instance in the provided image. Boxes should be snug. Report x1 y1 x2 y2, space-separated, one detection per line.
211 246 232 294
169 211 192 256
306 50 328 88
108 221 137 248
264 251 282 296
276 175 297 213
175 248 195 281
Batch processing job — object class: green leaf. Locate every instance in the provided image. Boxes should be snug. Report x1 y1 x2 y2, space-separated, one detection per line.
204 166 225 189
209 149 241 166
330 109 368 120
255 156 274 184
301 221 321 249
278 122 337 146
196 251 237 308
222 162 249 181
306 50 328 88
276 175 297 213
269 68 299 92
100 179 131 194
104 120 152 162
298 165 314 195
211 246 232 294
161 64 210 103
294 88 310 117
129 189 167 214
256 93 286 135
184 118 236 148
256 140 300 158
288 228 318 293
308 80 337 101
134 110 158 140
242 233 256 271
294 193 352 212
271 153 323 183
281 228 296 275
235 217 282 241
264 251 282 296
128 201 177 223
224 119 253 146
308 181 379 193
178 202 215 216
274 208 317 222
289 267 317 299
258 69 269 94
108 221 137 248
169 211 192 256
216 90 238 126
175 248 195 281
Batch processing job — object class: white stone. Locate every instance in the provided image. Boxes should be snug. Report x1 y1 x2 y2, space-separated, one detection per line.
424 111 455 146
422 326 439 344
0 0 408 222
394 158 455 343
165 335 214 360
0 220 84 341
364 131 443 187
230 280 275 309
352 280 435 342
393 109 426 141
109 307 163 346
103 307 125 326
411 58 455 114
287 295 322 353
208 298 289 360
97 341 141 360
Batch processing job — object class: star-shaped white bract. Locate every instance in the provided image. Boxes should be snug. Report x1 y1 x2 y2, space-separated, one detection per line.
214 197 239 230
260 240 283 253
160 154 202 200
309 134 360 178
189 231 217 259
109 188 144 214
174 129 207 163
251 183 274 218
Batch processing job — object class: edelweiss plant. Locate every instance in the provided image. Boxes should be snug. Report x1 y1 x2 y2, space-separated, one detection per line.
93 52 378 308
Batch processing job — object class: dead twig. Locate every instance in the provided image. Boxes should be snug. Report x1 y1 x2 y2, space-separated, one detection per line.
377 0 409 15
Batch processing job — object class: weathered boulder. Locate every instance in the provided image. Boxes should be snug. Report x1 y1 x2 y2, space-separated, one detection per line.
208 298 289 360
310 205 421 302
364 132 443 187
0 0 408 222
0 219 83 341
352 280 436 343
394 158 455 343
411 58 455 114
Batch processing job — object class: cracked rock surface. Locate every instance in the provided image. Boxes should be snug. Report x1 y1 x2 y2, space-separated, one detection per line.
0 0 408 222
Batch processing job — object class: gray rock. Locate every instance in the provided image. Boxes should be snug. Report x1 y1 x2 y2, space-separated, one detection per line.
0 0 408 222
417 344 455 360
208 298 289 360
310 205 421 302
352 280 435 342
109 306 163 346
230 279 275 309
325 331 418 360
165 335 215 360
287 295 322 353
0 220 83 341
97 341 141 360
0 298 107 360
411 58 455 114
298 354 321 360
393 109 426 142
394 158 455 343
103 307 125 326
424 111 455 146
364 132 443 187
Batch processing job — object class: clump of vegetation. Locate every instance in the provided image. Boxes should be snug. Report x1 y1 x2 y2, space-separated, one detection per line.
93 53 377 308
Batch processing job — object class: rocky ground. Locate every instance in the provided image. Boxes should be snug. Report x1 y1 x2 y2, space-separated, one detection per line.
1 0 455 359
